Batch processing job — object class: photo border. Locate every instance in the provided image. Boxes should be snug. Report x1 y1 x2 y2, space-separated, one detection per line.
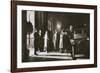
11 1 97 72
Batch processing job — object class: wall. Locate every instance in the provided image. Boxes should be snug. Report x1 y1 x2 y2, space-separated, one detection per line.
0 0 99 73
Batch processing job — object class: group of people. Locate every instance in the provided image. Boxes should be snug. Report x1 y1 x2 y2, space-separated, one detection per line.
34 29 72 55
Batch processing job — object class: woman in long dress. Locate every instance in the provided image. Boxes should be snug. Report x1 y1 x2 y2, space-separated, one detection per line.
44 31 48 52
53 30 57 51
59 30 64 52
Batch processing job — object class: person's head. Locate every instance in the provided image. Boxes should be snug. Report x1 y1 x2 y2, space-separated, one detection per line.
39 30 41 35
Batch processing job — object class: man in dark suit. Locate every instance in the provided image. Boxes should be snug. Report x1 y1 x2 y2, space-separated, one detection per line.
48 30 54 52
56 32 60 52
63 31 72 53
34 30 39 55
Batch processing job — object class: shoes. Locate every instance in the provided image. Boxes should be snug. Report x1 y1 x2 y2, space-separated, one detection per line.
34 53 38 55
72 57 76 60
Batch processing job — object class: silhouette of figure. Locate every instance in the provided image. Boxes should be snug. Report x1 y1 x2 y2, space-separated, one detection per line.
34 29 39 55
59 30 64 52
38 30 44 52
43 31 49 52
48 30 54 52
56 32 60 52
53 30 57 51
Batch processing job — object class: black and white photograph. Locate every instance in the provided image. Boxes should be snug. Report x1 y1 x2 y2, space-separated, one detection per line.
11 1 97 72
22 10 90 62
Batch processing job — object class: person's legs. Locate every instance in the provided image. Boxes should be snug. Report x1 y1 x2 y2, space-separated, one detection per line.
44 47 47 52
71 45 76 60
34 47 38 55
